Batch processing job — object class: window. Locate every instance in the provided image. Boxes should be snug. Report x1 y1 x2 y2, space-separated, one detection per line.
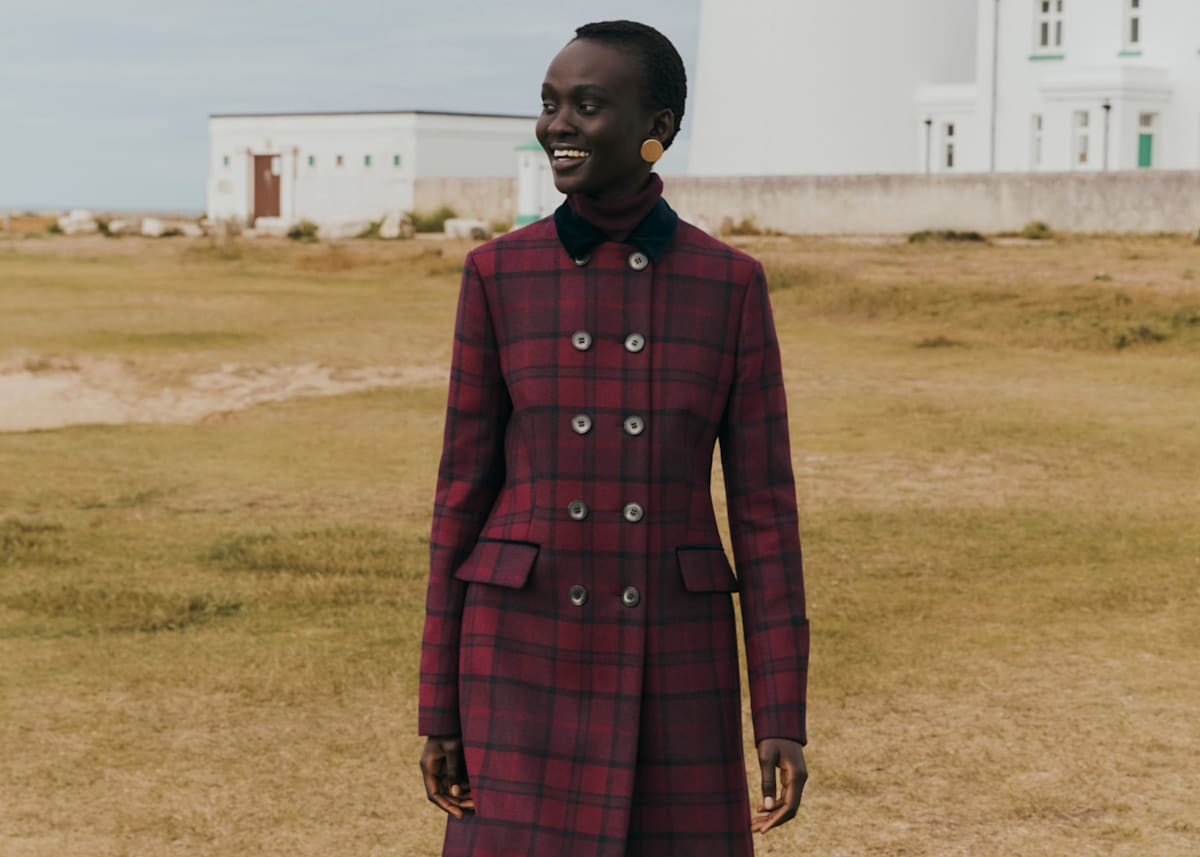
222 155 230 168
336 154 344 167
1030 114 1044 168
393 154 402 168
364 154 372 167
1073 110 1090 167
307 155 316 167
943 123 956 170
1035 0 1065 50
1125 0 1141 48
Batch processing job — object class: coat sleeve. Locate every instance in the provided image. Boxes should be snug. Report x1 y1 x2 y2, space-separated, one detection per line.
418 253 511 737
718 261 810 747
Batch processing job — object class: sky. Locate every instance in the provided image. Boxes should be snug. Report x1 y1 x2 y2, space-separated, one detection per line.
0 0 700 212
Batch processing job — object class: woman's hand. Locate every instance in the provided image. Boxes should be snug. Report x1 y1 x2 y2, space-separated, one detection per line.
420 735 475 819
751 738 807 834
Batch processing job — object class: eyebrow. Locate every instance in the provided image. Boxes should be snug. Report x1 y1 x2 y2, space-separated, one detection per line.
541 82 611 99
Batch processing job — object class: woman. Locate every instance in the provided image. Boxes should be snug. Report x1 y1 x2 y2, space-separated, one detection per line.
419 20 809 857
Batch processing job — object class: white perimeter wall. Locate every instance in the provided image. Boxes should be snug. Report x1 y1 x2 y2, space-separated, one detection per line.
688 0 978 176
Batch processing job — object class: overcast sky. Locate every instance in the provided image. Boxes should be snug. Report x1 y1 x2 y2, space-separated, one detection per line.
0 0 699 212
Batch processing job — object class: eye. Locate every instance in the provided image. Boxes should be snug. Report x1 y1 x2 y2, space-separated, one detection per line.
577 102 598 116
541 101 557 115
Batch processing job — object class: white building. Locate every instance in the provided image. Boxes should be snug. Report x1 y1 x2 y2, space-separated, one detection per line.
690 0 1200 176
205 110 535 229
687 0 979 176
920 0 1200 174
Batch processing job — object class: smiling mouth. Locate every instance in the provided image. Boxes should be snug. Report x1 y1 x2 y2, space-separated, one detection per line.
552 148 591 164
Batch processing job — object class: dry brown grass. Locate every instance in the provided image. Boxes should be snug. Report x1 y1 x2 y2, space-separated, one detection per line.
2 232 1198 856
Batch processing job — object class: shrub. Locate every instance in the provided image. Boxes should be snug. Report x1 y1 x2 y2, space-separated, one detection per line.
490 220 512 235
409 206 457 233
287 219 319 242
908 229 986 243
1021 220 1053 240
47 222 63 234
95 217 111 237
357 220 382 240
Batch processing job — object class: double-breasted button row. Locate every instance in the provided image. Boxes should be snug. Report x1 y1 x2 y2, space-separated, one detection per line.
566 500 645 523
570 330 646 354
569 414 644 437
566 584 640 609
571 252 648 271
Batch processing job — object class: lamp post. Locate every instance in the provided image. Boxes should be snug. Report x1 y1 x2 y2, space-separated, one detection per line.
1102 100 1112 171
924 118 933 175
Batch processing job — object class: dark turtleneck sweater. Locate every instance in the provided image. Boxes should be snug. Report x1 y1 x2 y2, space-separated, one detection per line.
553 172 679 264
567 173 664 243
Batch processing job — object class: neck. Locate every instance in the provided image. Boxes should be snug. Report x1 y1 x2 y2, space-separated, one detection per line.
568 173 664 242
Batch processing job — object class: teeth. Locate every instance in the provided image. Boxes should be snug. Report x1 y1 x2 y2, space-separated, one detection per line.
554 149 589 159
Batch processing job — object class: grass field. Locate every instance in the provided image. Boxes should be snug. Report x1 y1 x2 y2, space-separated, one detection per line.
2 232 1198 856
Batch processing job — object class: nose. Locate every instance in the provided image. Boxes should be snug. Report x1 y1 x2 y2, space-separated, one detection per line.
545 108 575 139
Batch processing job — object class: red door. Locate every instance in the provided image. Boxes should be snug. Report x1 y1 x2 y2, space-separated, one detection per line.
253 155 281 220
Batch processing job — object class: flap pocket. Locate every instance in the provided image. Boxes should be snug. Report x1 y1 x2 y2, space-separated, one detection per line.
676 546 739 593
453 539 539 590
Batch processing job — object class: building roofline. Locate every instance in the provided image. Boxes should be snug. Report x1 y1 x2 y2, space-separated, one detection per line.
209 108 537 120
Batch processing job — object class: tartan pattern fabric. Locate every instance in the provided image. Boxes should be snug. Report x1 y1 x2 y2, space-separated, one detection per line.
419 211 809 856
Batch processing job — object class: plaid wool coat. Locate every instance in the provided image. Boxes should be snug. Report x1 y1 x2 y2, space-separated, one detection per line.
419 197 809 857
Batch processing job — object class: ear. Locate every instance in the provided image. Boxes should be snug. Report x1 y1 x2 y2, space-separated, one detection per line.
648 107 676 148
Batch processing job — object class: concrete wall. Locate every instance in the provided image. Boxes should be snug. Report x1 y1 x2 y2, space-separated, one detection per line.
418 172 1200 235
413 178 518 225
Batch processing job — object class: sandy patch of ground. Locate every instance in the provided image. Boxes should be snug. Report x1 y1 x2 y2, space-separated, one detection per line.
0 355 446 432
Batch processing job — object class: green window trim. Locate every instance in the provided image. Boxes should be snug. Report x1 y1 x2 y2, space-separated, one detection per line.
364 154 373 167
307 155 315 167
1029 53 1066 61
1118 49 1142 57
393 154 402 167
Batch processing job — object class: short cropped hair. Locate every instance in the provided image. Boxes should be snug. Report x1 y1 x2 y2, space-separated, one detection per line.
574 20 687 149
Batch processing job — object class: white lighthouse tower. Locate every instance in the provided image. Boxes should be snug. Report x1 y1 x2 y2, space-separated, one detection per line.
687 0 979 176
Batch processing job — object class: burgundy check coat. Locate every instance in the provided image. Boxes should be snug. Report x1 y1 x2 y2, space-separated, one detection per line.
419 198 809 857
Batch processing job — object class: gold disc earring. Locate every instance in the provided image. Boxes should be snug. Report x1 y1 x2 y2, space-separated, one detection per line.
640 139 664 164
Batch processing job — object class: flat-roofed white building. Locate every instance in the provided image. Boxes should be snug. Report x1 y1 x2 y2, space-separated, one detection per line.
919 0 1200 174
205 110 534 229
691 0 1200 176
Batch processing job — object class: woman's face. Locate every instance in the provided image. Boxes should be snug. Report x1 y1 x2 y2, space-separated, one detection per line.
536 38 666 200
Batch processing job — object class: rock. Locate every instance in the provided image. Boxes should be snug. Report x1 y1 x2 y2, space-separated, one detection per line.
141 218 166 237
444 217 490 240
106 219 132 236
58 209 98 235
379 212 413 240
252 217 290 238
321 220 371 240
181 223 204 238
